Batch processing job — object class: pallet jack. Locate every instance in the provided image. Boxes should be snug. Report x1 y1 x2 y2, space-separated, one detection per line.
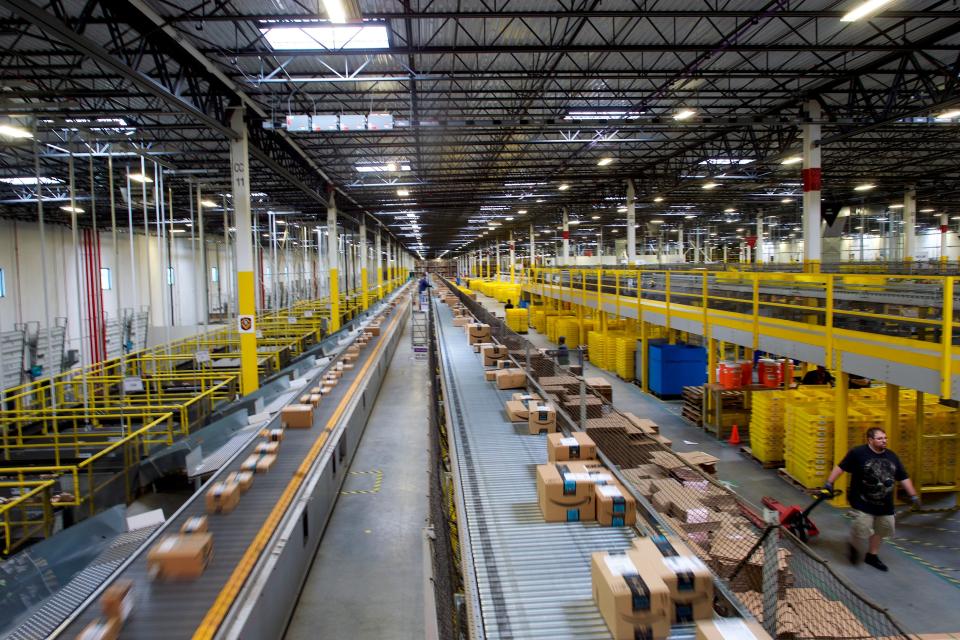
740 488 841 543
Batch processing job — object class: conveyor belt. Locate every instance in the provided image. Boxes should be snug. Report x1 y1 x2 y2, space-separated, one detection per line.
52 294 409 639
434 300 699 639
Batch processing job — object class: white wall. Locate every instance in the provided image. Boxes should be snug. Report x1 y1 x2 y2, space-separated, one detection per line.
759 229 960 263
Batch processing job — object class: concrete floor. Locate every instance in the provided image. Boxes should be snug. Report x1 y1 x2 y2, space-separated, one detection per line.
474 292 960 635
285 316 429 640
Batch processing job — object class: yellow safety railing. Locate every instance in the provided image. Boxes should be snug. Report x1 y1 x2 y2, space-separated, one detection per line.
0 479 56 555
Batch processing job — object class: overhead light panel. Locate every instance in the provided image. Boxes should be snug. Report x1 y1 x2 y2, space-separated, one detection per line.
936 109 960 120
568 220 580 225
397 188 409 197
0 176 62 186
724 208 736 213
592 215 601 220
853 183 875 191
260 23 388 51
564 110 641 121
888 203 904 209
653 197 664 203
60 205 84 213
558 183 570 191
781 156 803 165
597 157 615 167
840 0 896 22
673 109 696 121
128 173 153 183
517 209 527 214
702 182 719 190
650 219 664 224
201 199 218 207
920 208 935 213
0 124 33 139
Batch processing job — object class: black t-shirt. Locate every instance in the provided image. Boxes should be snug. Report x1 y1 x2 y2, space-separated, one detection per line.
839 444 908 516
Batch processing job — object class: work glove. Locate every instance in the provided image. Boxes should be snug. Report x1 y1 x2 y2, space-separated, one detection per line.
824 481 834 492
909 495 921 507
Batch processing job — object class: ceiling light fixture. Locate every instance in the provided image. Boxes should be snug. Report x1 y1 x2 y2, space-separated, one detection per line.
558 183 570 191
781 198 793 204
650 219 664 224
724 208 736 213
201 199 218 208
888 204 904 209
702 182 719 190
920 208 935 213
673 109 696 121
840 0 896 22
0 124 33 139
936 109 960 120
592 215 601 220
597 157 614 166
780 156 803 165
128 173 153 183
653 196 664 202
517 209 527 214
397 188 409 197
60 205 84 213
568 220 580 225
853 183 875 191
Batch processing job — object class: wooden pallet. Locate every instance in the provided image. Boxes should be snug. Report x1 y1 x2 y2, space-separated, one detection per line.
739 446 783 469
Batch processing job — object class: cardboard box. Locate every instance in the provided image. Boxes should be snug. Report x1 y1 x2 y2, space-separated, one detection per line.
536 462 611 522
595 481 637 527
281 404 313 429
512 392 542 402
227 470 254 493
622 412 660 434
632 535 714 623
368 324 381 335
310 386 322 395
241 453 278 474
205 481 240 514
586 376 613 401
562 395 605 419
547 432 597 462
467 323 491 344
495 368 526 390
505 400 528 422
147 533 213 580
591 550 672 640
528 403 558 434
255 441 280 455
75 617 121 640
695 619 772 640
472 341 493 354
343 362 355 371
452 316 470 327
299 393 312 404
321 385 334 394
101 579 134 623
482 344 509 367
484 370 497 382
180 515 208 534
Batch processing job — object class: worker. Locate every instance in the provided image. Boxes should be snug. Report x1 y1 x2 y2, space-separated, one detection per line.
825 427 920 572
556 335 570 366
417 274 431 309
849 374 870 390
800 365 834 386
504 299 515 310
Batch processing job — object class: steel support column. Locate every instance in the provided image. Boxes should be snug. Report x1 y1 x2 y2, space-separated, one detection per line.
802 100 822 272
327 190 340 332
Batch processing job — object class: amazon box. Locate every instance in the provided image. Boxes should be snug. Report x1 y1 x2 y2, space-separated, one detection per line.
75 618 121 640
632 535 714 622
547 432 597 462
308 393 322 407
180 515 208 534
255 441 279 455
596 481 637 527
482 344 509 367
241 453 278 474
695 619 772 640
591 551 672 640
368 324 381 336
101 579 135 624
147 533 213 581
205 480 240 514
536 461 611 522
452 316 470 327
528 403 558 434
495 368 526 390
472 341 493 354
505 399 528 422
281 404 313 429
467 323 491 344
226 470 254 493
484 370 497 382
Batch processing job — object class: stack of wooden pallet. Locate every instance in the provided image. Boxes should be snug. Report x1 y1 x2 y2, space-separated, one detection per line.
681 385 704 427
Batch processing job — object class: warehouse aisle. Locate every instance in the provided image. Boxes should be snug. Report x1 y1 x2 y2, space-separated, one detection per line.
285 316 428 640
472 291 960 634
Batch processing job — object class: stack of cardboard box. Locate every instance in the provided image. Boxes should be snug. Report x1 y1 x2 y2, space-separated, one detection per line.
536 461 609 522
591 550 672 640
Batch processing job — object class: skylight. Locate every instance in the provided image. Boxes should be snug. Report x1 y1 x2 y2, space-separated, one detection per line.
698 158 755 166
0 176 63 186
261 24 390 51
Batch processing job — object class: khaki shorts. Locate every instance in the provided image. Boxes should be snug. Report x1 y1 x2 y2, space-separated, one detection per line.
850 509 895 540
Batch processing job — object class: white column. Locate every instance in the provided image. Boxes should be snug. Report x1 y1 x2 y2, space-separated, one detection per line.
327 191 340 331
495 237 501 281
756 211 764 265
375 224 382 299
903 188 917 261
677 225 684 260
626 178 637 265
941 213 950 262
509 230 516 282
802 99 822 270
562 207 570 264
529 223 536 270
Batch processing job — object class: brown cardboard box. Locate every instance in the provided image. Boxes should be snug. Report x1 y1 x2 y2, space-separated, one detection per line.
547 432 597 462
632 535 714 622
528 403 558 434
484 370 497 382
205 481 240 514
180 515 208 534
309 393 322 407
472 341 493 354
495 368 526 390
591 550 672 640
343 362 355 371
299 394 312 404
75 617 121 640
695 619 772 640
595 481 637 527
227 470 254 493
255 441 279 455
562 395 605 419
452 316 469 327
622 412 660 434
467 323 491 344
101 579 134 623
512 392 542 402
585 376 613 401
242 453 278 474
310 386 322 395
536 462 610 522
368 324 381 335
505 400 528 421
281 404 313 429
482 344 509 367
147 533 213 580
321 385 335 394
678 451 719 475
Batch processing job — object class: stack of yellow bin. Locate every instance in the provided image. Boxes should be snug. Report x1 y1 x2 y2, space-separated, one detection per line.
613 334 638 380
505 308 528 333
748 390 787 464
556 317 581 346
785 400 834 488
588 331 608 370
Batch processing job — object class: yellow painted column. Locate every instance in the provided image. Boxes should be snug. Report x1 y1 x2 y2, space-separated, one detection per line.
327 191 340 332
359 219 368 310
640 320 649 393
832 357 850 507
375 226 383 301
229 108 259 395
509 231 516 283
941 276 954 398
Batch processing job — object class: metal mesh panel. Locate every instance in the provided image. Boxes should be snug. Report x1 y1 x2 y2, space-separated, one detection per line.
439 276 912 640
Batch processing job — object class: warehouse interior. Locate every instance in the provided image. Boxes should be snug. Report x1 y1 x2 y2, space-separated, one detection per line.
1 1 959 639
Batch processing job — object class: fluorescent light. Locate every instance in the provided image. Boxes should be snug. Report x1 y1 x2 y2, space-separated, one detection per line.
505 216 514 221
653 196 664 203
684 215 696 219
724 208 736 213
781 156 803 165
781 198 793 203
936 109 960 120
170 229 187 234
840 0 896 22
565 110 641 120
597 157 615 166
558 183 570 191
260 24 389 51
702 182 719 190
920 208 935 213
60 205 84 213
201 199 218 207
650 219 664 224
700 158 754 166
618 207 627 213
517 209 527 214
568 220 580 225
357 163 410 173
397 188 409 197
321 0 348 23
592 215 601 220
0 176 62 186
128 173 153 183
0 124 33 139
853 183 875 191
888 204 904 209
673 109 696 121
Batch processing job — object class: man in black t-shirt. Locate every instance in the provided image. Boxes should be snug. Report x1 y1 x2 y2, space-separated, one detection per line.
825 427 919 572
